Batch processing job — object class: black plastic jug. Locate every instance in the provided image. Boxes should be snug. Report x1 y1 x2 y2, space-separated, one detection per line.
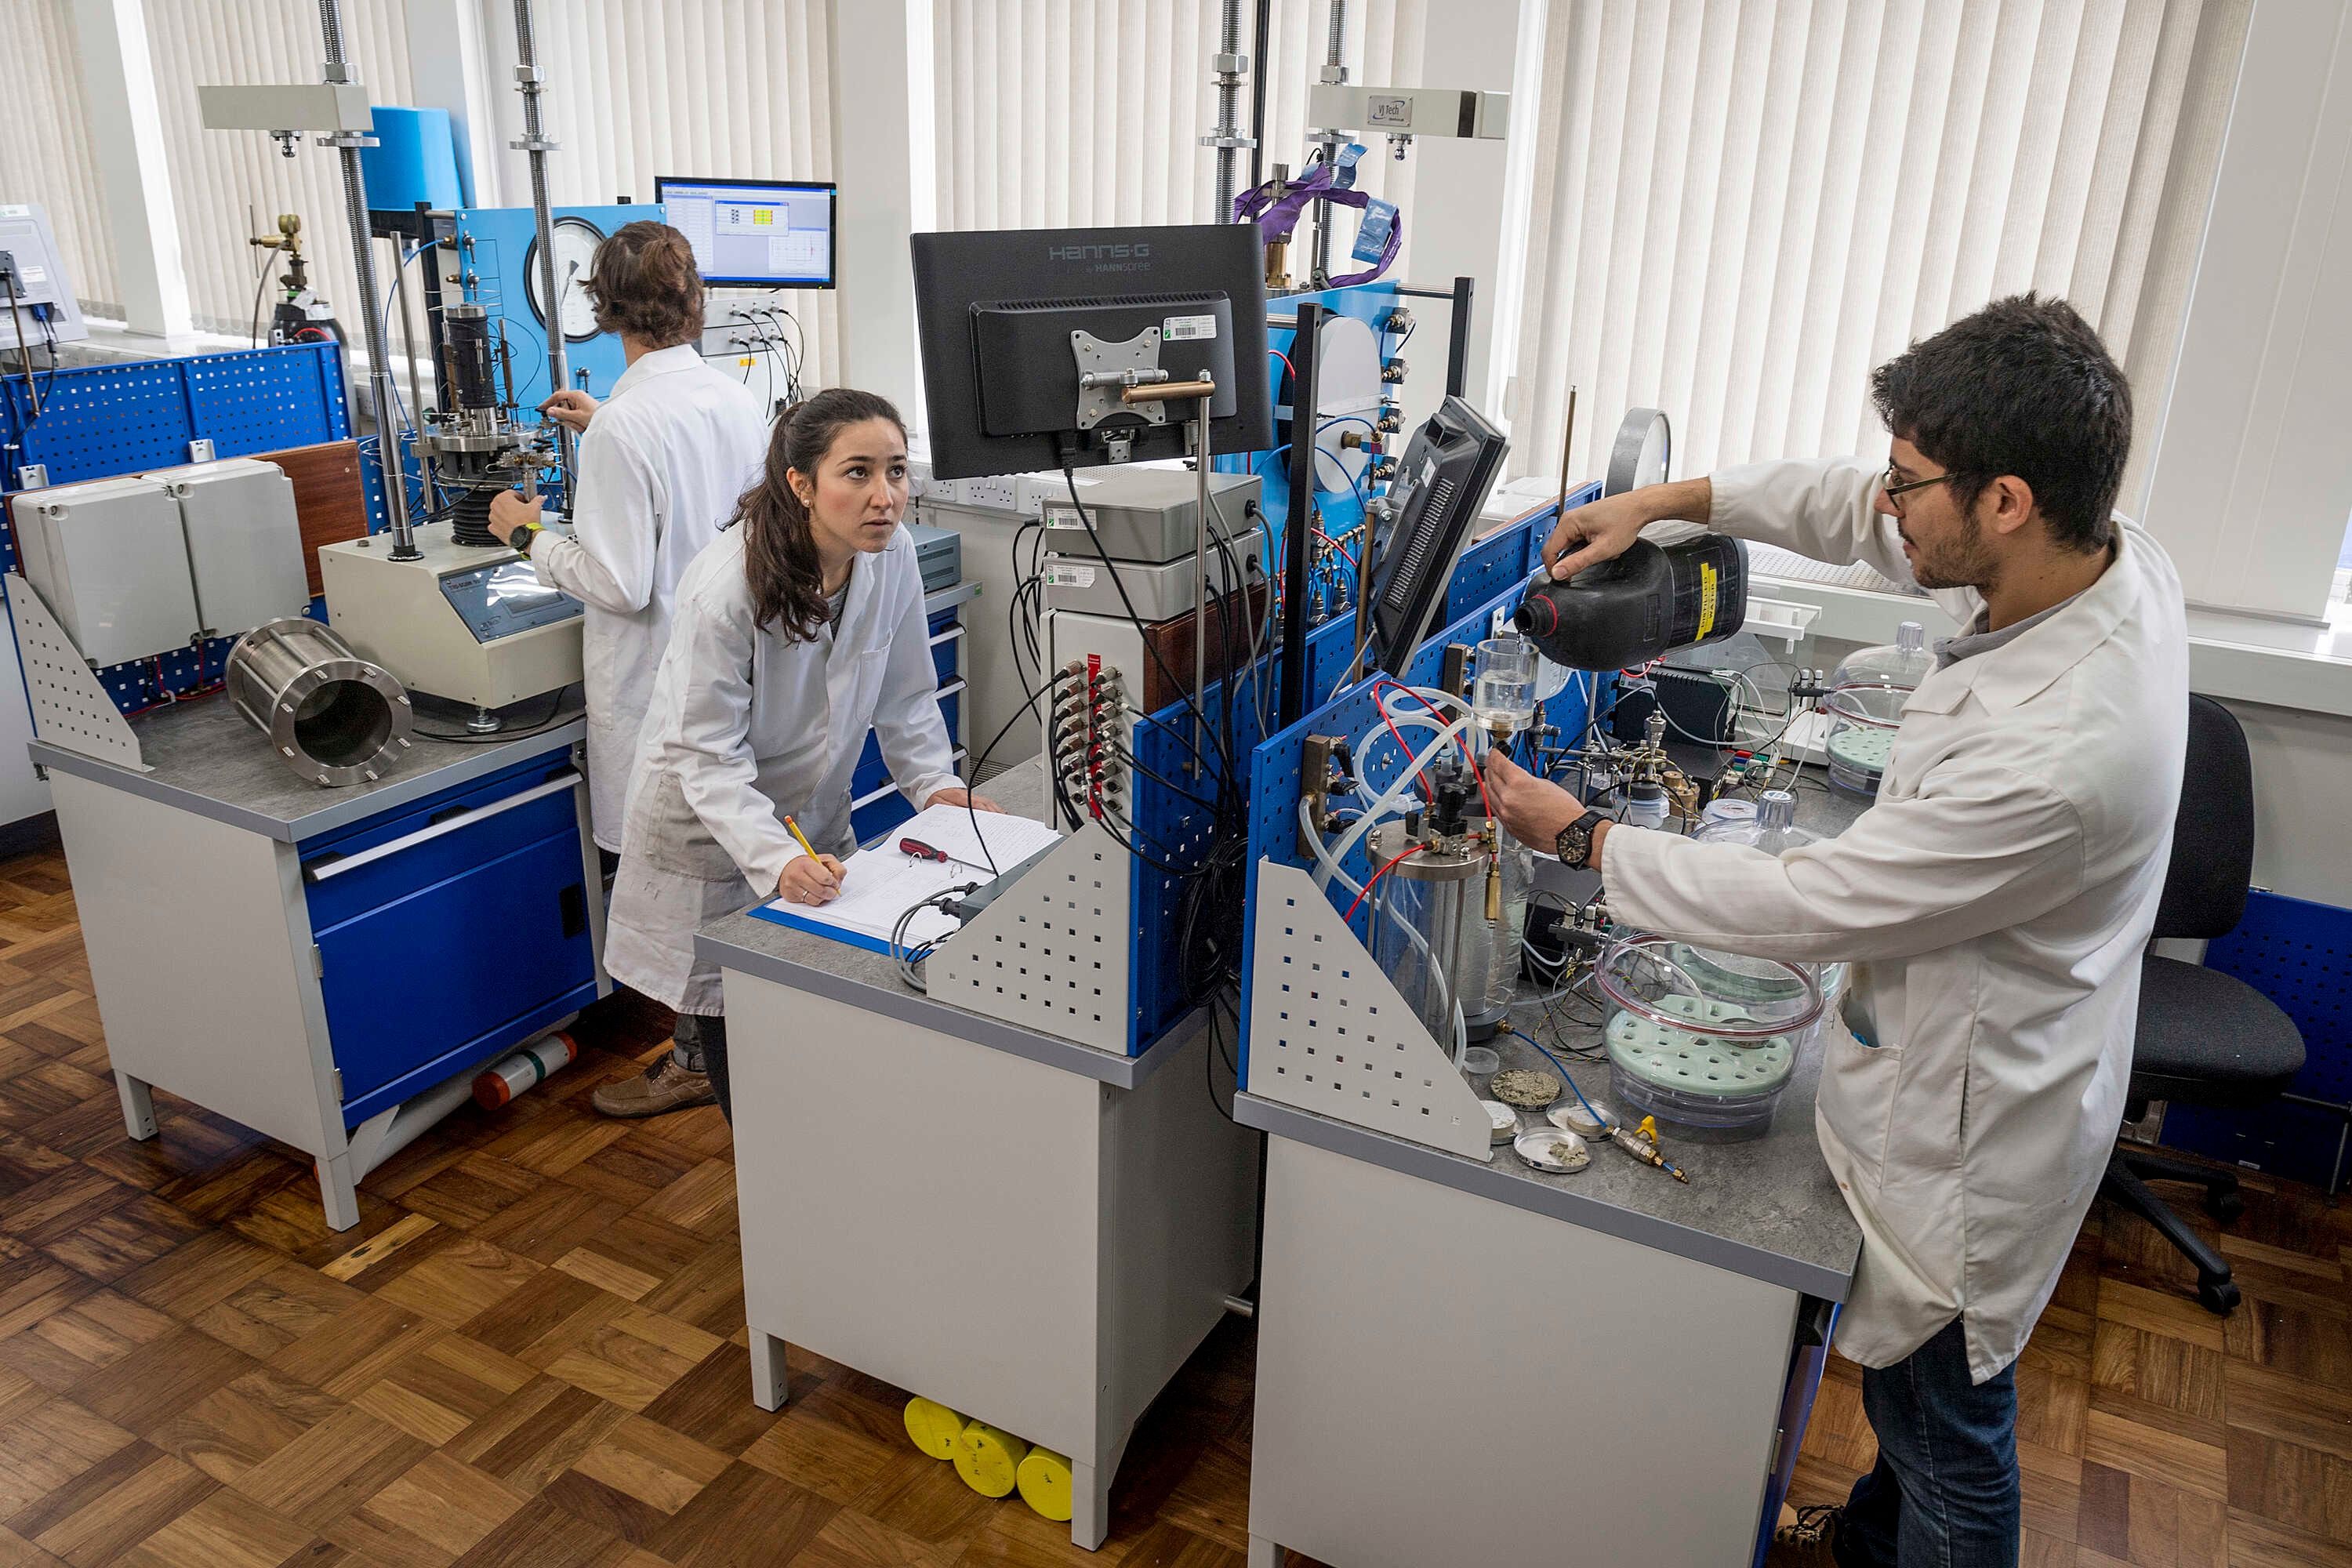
1512 533 1748 670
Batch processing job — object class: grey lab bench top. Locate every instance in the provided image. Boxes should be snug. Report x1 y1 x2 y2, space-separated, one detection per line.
1238 1029 1860 1301
30 688 588 844
1241 772 1870 1303
695 763 1180 1091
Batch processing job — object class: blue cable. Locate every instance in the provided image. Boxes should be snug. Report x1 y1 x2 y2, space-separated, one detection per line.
1508 1028 1610 1128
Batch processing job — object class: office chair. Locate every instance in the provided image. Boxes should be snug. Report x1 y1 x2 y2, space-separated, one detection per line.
2102 694 2306 1314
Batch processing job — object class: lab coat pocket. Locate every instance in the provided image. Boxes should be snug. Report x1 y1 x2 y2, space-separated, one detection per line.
626 768 745 884
1817 1027 1902 1191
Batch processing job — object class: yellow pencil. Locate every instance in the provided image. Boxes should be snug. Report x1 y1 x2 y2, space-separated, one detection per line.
782 815 824 862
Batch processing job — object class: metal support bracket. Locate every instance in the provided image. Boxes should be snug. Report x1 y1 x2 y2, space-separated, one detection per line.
1072 328 1169 432
930 819 1136 1055
5 573 146 771
1247 861 1492 1160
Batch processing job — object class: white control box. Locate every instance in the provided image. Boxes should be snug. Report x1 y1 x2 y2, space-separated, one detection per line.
143 459 311 639
9 477 201 666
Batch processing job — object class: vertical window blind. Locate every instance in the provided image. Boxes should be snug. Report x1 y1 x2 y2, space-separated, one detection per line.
528 0 840 392
930 0 1425 274
1 0 120 319
1504 0 2250 517
144 0 415 339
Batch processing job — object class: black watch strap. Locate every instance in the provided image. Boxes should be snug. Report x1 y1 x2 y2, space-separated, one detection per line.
1555 808 1607 869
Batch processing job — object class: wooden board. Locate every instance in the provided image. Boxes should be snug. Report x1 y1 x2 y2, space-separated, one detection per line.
254 438 369 597
1134 579 1273 714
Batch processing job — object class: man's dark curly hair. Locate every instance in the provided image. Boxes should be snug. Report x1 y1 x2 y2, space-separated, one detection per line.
1870 293 2131 554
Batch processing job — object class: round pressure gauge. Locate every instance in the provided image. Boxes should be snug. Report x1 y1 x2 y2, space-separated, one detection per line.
524 216 605 343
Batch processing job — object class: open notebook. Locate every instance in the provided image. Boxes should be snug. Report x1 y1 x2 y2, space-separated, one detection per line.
747 803 1065 956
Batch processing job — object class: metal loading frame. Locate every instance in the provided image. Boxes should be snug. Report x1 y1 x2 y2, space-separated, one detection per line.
1235 494 1609 1107
1105 489 1597 1059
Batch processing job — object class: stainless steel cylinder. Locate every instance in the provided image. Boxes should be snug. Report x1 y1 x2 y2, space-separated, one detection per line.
1366 820 1501 1046
227 618 415 787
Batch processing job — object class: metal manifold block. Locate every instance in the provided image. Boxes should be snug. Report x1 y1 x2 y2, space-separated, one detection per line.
226 618 414 787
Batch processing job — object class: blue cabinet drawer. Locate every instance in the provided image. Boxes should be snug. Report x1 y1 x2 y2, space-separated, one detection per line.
317 824 596 1116
299 751 582 931
929 622 964 684
853 792 917 846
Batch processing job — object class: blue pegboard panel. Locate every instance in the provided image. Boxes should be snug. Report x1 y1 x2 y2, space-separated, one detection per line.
1232 495 1599 1086
1445 481 1600 624
2158 888 2352 1191
1102 493 1588 1057
0 342 374 714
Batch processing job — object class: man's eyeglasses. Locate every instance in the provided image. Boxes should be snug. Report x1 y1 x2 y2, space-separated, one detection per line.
1882 465 1954 516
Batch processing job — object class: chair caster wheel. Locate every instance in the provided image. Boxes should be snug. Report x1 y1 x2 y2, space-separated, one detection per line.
2204 1188 2245 1225
2198 1276 2240 1315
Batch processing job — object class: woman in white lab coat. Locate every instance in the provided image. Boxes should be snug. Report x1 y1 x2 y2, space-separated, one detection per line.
601 389 998 1120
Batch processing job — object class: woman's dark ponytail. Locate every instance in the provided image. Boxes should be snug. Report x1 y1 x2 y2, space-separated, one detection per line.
736 387 906 641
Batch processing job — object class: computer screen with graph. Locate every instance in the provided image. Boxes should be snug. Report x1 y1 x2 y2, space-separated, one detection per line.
654 176 837 289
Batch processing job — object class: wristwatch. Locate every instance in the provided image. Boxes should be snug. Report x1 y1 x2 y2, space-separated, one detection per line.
1554 808 1610 869
507 520 538 555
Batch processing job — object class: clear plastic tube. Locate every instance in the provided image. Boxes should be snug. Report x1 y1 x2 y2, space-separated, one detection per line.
1319 701 1481 895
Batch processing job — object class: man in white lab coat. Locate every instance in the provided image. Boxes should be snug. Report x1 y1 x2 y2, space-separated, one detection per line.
1485 296 2187 1568
487 220 770 1118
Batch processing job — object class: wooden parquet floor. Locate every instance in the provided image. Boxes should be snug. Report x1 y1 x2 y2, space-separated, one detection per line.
0 840 2345 1568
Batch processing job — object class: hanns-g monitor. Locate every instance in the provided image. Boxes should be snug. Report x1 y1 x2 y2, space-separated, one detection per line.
911 224 1272 480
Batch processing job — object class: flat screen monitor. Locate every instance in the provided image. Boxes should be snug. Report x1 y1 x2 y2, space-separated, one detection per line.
653 176 836 289
911 224 1272 480
1367 395 1510 674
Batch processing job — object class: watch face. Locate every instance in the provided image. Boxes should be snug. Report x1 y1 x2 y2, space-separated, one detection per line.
524 217 604 343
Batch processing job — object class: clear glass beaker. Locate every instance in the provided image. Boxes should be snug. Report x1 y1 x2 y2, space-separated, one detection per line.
1474 635 1538 733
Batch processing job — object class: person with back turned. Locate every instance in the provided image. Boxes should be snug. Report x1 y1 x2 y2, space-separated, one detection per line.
1481 296 2188 1568
485 220 769 1119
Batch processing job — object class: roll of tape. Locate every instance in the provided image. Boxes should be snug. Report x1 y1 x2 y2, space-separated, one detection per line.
902 1397 967 1461
953 1421 1029 1498
1604 407 1672 496
1016 1446 1076 1522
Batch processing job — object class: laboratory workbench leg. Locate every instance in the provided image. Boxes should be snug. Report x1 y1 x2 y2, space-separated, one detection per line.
114 1071 157 1140
749 1329 789 1410
1247 1535 1279 1568
318 1151 360 1232
1071 1460 1109 1552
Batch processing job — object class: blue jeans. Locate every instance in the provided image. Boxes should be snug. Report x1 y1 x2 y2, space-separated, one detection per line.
1836 1317 2020 1568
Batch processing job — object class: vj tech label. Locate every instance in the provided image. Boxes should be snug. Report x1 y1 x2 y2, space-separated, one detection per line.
1163 315 1218 342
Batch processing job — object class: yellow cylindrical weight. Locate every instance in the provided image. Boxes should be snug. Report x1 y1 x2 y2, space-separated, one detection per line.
1016 1446 1075 1522
902 1397 967 1461
953 1421 1029 1498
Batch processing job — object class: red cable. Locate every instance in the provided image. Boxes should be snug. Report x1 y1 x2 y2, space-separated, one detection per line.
1312 526 1358 577
1374 697 1432 798
1374 680 1494 819
1269 347 1295 385
1345 844 1420 922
